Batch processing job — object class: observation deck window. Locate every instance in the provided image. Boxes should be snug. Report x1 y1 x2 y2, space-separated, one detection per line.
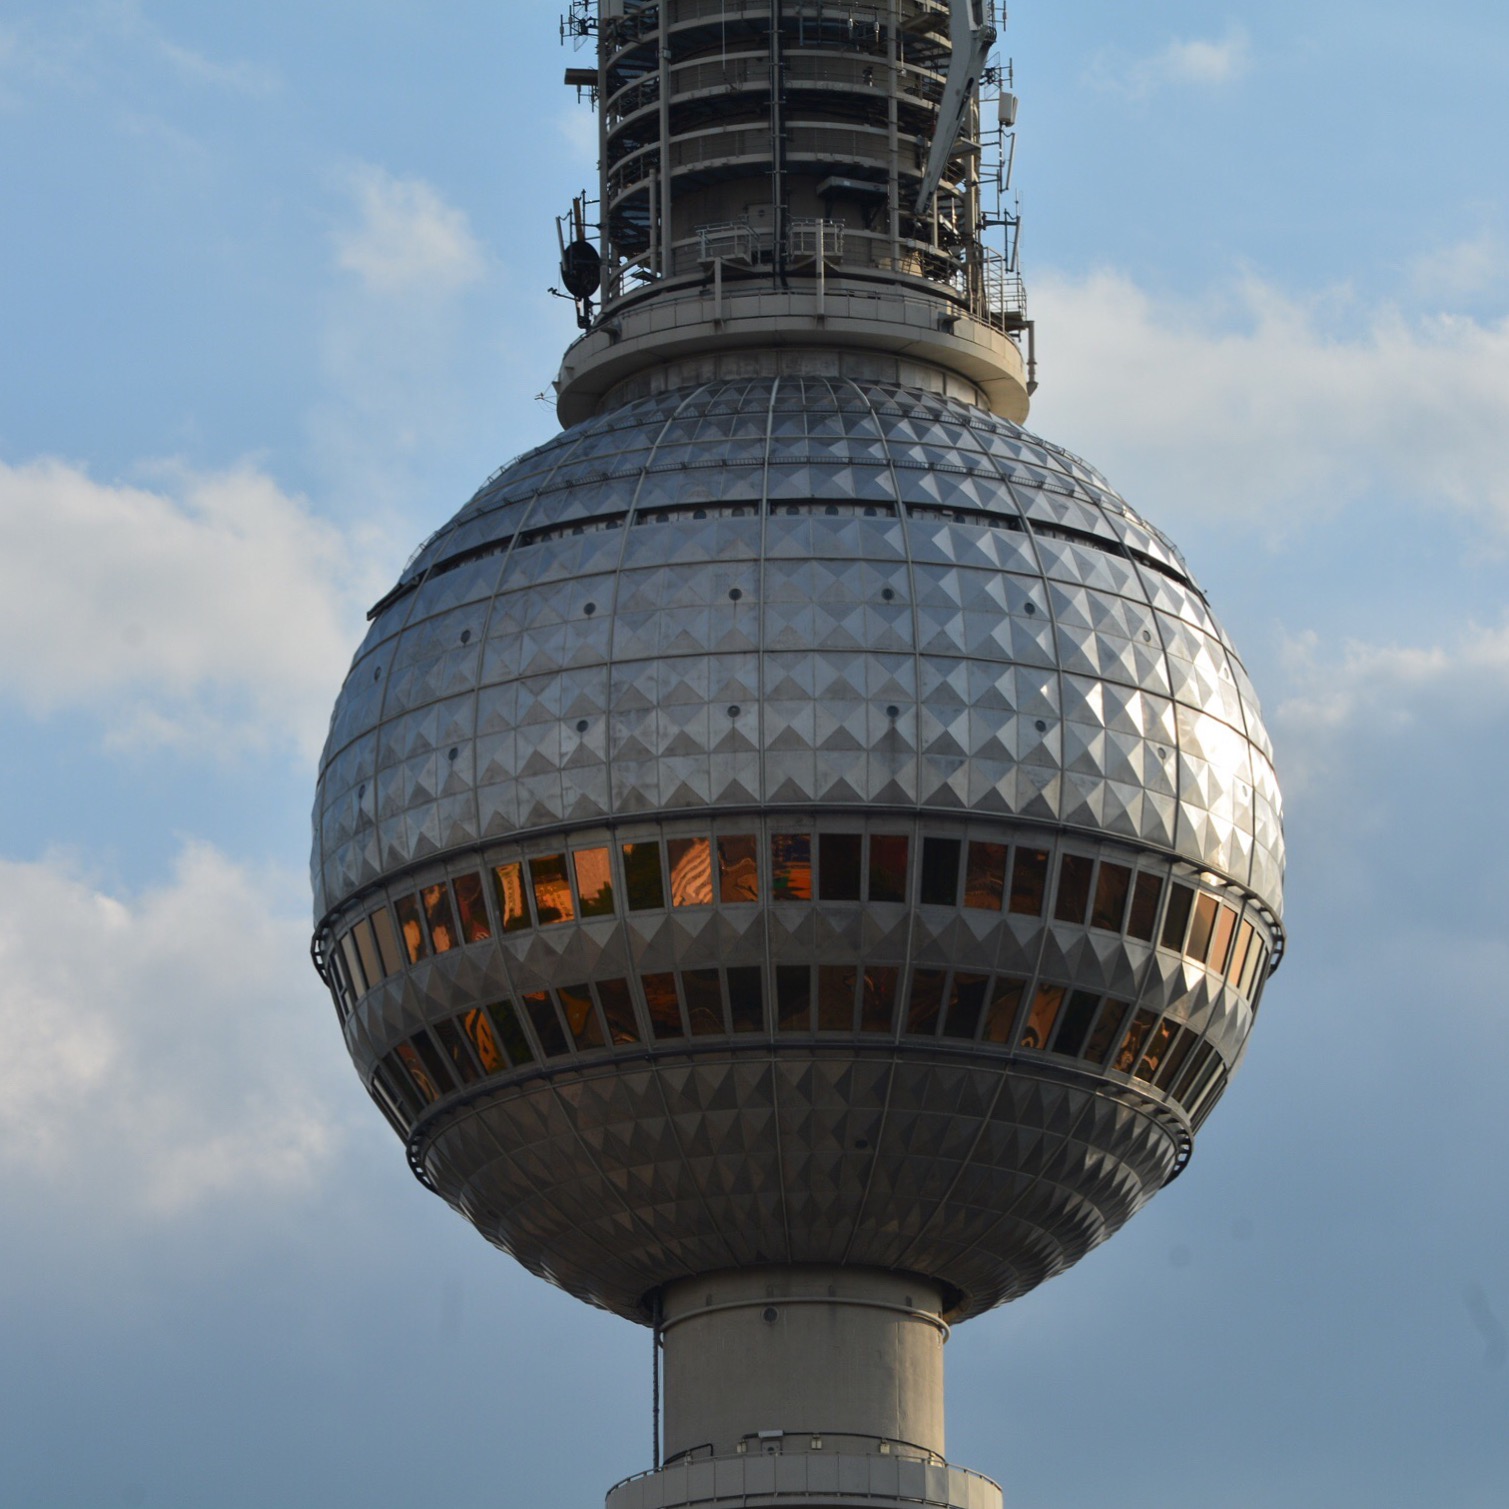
492 862 533 932
778 965 814 1031
1160 884 1194 952
867 834 910 902
771 833 813 900
1009 848 1049 916
622 842 667 911
941 973 989 1040
642 972 686 1039
1053 855 1093 924
718 835 760 902
434 1016 483 1086
560 983 606 1051
371 907 404 976
1209 903 1238 974
1186 894 1219 965
487 999 534 1067
1229 920 1255 989
1127 872 1164 942
1154 1025 1200 1093
728 966 766 1033
919 837 960 906
684 968 726 1035
597 978 642 1045
463 1007 507 1073
1135 1018 1179 1085
983 977 1027 1044
1082 999 1130 1067
905 968 947 1036
1051 989 1103 1058
422 882 460 952
453 872 493 944
860 965 898 1032
669 837 715 907
395 894 429 963
530 855 576 925
1114 1009 1158 1075
964 841 1006 911
819 964 859 1030
1092 863 1133 933
1018 984 1065 1051
339 931 369 998
523 992 570 1058
574 849 617 917
819 834 862 901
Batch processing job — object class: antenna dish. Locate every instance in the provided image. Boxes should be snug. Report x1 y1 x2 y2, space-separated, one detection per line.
561 238 602 300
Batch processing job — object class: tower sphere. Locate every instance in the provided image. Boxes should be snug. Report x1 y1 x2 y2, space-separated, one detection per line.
312 371 1284 1325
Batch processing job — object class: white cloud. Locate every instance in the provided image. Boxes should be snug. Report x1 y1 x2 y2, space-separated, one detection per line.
154 36 278 96
0 457 388 758
1027 269 1509 536
1409 232 1506 303
1089 26 1251 100
335 164 486 297
0 843 348 1219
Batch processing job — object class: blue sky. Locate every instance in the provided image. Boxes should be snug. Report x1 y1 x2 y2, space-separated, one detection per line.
2 3 1506 1506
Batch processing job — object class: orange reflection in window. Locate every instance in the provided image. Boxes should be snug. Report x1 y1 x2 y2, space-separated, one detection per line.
641 973 684 1039
770 834 812 901
394 895 427 963
1209 904 1238 974
492 863 531 932
1083 999 1129 1065
1136 1018 1179 1083
860 965 898 1032
1186 893 1219 964
422 884 458 952
1115 1009 1158 1074
667 837 714 907
983 977 1027 1043
1018 985 1065 1050
559 984 604 1050
530 855 575 925
462 1008 506 1073
1229 920 1254 986
573 848 616 917
395 1040 441 1104
596 978 640 1045
1008 849 1049 916
453 872 492 944
718 835 760 902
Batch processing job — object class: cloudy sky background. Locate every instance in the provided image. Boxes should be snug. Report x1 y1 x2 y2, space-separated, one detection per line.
2 2 1506 1505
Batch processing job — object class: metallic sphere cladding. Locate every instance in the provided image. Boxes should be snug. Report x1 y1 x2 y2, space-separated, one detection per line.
311 377 1285 1324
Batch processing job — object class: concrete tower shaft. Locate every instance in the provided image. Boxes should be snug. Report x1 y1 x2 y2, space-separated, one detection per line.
556 0 1032 426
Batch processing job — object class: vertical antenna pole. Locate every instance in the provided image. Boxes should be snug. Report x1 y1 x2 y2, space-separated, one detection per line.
652 1292 663 1469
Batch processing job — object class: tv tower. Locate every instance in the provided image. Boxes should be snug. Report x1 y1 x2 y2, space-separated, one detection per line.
311 4 1285 1504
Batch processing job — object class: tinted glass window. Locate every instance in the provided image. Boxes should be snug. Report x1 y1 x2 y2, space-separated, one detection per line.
819 834 862 901
771 834 813 900
1018 985 1065 1050
1186 894 1219 963
867 834 910 903
340 931 368 996
371 907 404 976
727 966 765 1033
1173 1042 1215 1103
668 838 714 907
1155 1026 1199 1091
492 863 532 932
1160 884 1194 951
410 1032 456 1098
596 978 640 1045
718 835 760 902
1229 920 1255 986
941 973 989 1039
462 1007 507 1073
905 969 947 1035
523 992 569 1057
963 842 1006 911
530 856 576 926
622 843 667 911
422 884 459 952
434 1016 482 1085
1083 998 1130 1065
573 849 616 917
1052 990 1102 1057
1054 856 1093 924
1127 872 1164 941
919 838 960 906
860 965 898 1032
818 965 857 1030
1209 904 1238 974
451 873 492 944
395 895 428 963
776 965 812 1030
683 969 725 1035
1008 849 1049 916
1091 863 1132 933
374 1059 422 1122
559 983 604 1050
395 1041 442 1105
1114 1009 1158 1074
983 977 1027 1043
488 1000 533 1065
1136 1018 1179 1084
641 973 684 1039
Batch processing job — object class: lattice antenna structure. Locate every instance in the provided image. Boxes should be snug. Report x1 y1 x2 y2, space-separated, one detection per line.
309 6 1286 1509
